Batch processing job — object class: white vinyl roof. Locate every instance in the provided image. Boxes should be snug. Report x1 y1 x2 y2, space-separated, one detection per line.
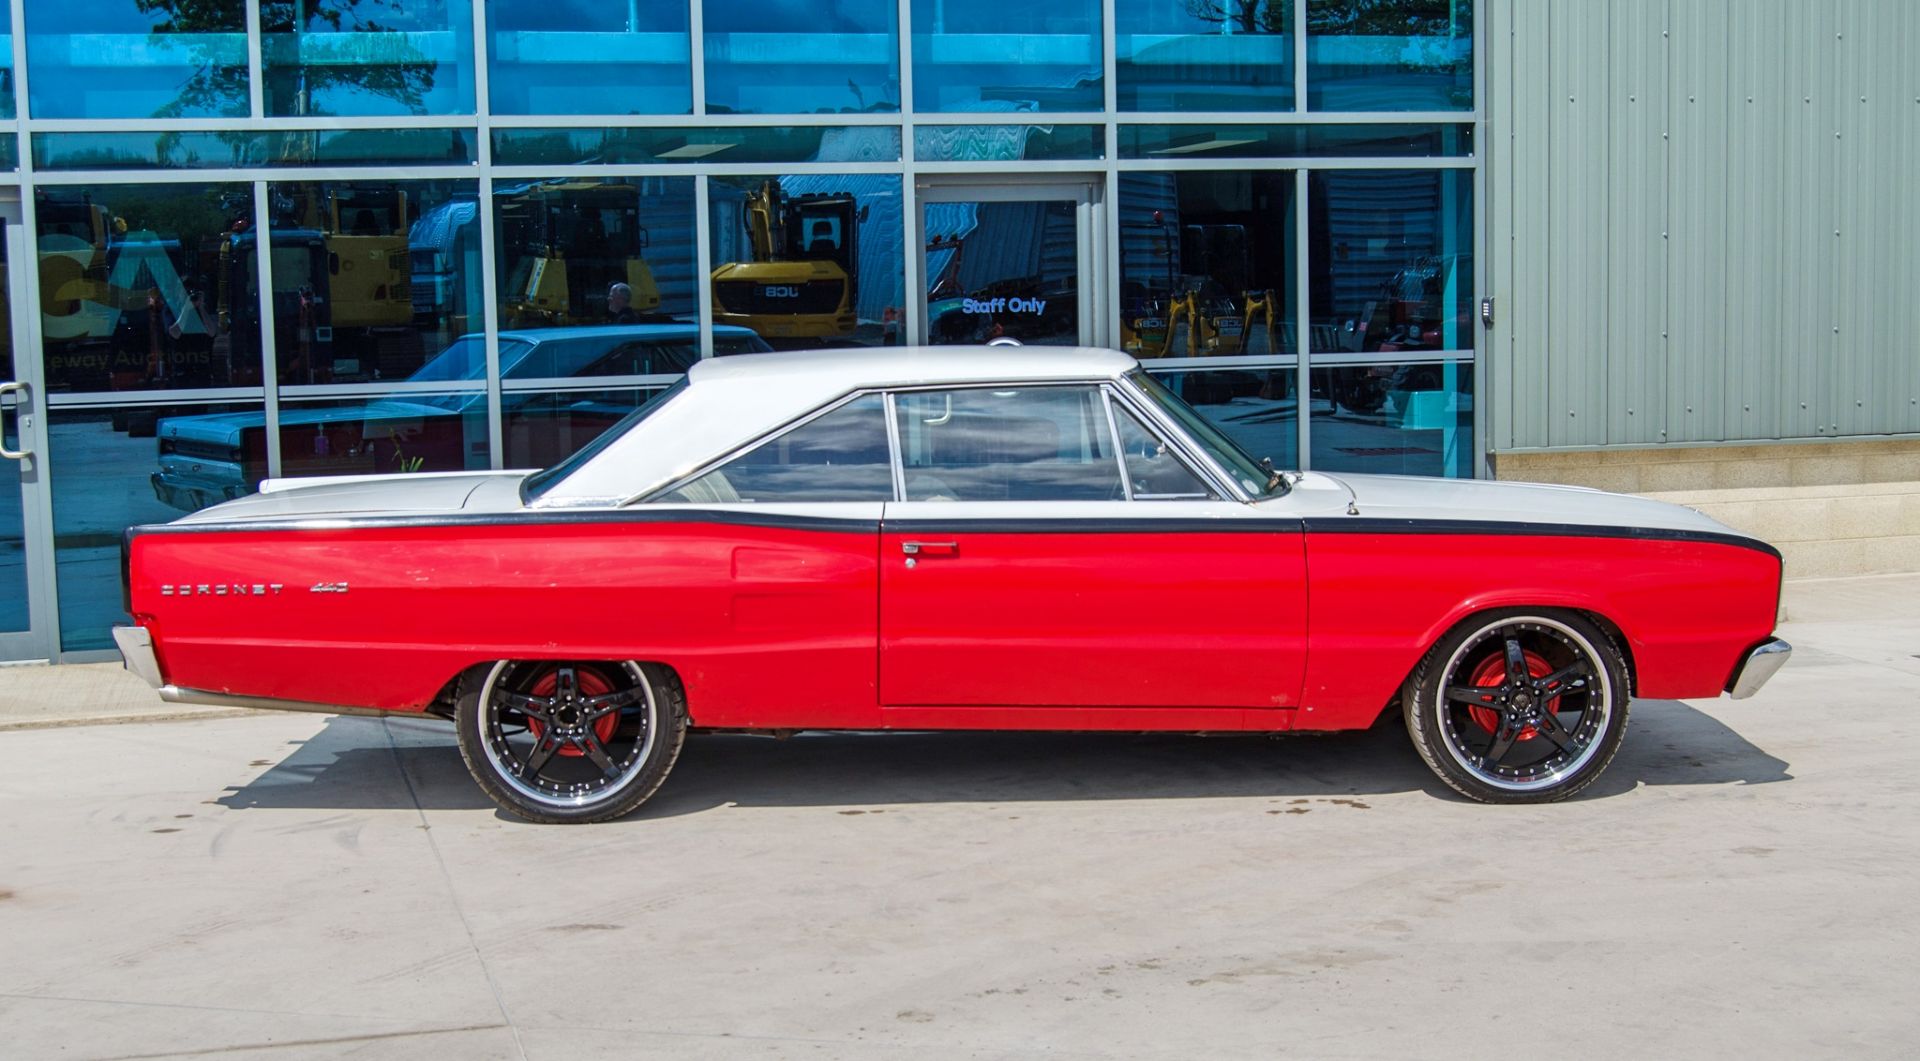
531 345 1142 506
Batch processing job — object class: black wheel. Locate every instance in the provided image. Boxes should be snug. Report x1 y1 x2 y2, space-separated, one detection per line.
1404 610 1630 804
455 660 687 824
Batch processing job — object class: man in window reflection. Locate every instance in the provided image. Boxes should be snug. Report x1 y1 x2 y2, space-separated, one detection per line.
607 282 640 325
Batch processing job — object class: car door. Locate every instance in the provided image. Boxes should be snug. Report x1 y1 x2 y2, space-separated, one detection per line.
644 393 894 729
878 383 1307 726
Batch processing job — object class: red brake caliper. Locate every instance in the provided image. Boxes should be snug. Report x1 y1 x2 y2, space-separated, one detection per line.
1466 651 1563 740
524 666 620 757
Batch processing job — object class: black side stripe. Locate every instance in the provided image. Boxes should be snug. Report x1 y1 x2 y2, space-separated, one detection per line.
125 509 881 538
883 518 1288 535
123 510 1782 561
1302 517 1783 560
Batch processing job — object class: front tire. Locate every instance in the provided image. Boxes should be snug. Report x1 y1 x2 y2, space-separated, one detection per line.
1404 610 1630 804
455 660 687 824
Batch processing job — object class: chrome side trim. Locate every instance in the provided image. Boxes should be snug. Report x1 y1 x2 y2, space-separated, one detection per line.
112 625 165 690
1728 638 1793 699
157 685 408 719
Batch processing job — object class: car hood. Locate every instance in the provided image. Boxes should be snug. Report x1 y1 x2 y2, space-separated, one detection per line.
1311 472 1749 540
169 470 532 524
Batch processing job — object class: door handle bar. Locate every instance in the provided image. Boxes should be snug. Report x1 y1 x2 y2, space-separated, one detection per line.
0 382 29 462
900 540 959 557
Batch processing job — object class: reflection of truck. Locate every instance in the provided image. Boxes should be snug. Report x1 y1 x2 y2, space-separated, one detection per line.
711 181 866 343
496 180 662 327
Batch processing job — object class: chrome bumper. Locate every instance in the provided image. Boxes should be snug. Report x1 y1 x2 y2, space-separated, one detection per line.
112 625 166 690
1728 638 1793 699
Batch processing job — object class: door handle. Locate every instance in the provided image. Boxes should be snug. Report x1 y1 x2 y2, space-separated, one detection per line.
900 540 959 557
0 382 29 462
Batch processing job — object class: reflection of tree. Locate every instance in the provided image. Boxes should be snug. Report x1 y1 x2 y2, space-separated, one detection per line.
1181 1 1289 34
133 0 438 120
1306 0 1472 36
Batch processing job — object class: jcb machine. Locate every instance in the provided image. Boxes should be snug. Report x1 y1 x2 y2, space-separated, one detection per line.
496 180 661 326
321 187 413 334
711 181 866 343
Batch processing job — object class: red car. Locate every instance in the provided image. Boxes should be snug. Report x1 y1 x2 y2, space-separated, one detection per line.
116 347 1790 822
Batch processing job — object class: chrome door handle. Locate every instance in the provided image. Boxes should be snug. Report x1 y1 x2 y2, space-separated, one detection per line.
900 540 959 557
0 382 28 462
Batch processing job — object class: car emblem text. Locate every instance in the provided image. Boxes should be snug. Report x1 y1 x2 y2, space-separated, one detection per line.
160 583 284 597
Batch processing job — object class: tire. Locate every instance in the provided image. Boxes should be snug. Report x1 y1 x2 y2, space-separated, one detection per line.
1404 609 1631 804
455 660 687 824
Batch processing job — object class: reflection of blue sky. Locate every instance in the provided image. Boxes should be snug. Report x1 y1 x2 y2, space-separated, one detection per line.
703 0 899 114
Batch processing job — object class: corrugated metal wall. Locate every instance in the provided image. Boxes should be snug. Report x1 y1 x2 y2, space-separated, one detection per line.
1487 0 1920 451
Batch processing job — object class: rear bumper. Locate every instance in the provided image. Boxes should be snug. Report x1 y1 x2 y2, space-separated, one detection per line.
1727 637 1793 699
112 625 165 689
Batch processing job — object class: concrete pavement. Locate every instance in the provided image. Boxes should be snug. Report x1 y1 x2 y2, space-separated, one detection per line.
0 575 1916 1058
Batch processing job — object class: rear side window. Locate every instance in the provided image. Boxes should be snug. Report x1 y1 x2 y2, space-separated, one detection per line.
893 386 1123 502
660 395 895 503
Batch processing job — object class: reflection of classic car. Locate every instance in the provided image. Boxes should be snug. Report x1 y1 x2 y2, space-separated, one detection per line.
119 346 1789 824
150 324 771 511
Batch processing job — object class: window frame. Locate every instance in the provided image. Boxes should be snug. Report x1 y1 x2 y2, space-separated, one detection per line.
636 378 1247 507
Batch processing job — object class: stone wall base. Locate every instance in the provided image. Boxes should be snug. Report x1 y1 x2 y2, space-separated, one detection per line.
1491 440 1920 580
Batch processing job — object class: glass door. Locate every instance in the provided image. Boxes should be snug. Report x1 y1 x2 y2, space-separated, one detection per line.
916 178 1102 347
0 198 51 661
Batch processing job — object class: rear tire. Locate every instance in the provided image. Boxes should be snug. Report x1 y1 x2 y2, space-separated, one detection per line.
455 660 687 824
1404 610 1630 804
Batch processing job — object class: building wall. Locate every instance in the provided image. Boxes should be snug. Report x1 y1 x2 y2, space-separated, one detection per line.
1485 0 1920 452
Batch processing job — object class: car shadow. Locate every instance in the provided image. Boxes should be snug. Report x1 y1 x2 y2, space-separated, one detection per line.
215 698 1790 819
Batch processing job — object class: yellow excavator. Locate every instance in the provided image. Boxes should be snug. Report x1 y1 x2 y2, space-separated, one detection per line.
710 181 866 343
318 187 413 333
497 180 661 327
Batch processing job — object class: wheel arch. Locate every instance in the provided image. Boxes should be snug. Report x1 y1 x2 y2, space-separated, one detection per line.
1380 598 1639 723
428 657 692 721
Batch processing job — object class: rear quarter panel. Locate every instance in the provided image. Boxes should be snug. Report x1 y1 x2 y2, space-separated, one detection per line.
1297 530 1782 730
128 514 881 727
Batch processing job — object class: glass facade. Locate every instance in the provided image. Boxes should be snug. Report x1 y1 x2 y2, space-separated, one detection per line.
0 0 1476 658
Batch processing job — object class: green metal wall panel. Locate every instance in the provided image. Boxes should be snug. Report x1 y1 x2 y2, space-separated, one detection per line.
1490 0 1920 450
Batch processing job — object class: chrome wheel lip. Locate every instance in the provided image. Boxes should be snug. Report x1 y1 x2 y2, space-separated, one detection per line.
478 660 660 810
1436 616 1613 793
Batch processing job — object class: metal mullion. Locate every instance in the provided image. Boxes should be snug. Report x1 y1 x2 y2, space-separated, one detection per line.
694 176 713 359
689 0 706 116
1294 0 1309 112
1111 112 1476 125
914 160 1123 176
46 388 268 409
25 116 479 132
1141 354 1299 372
487 162 906 181
1101 0 1117 116
1111 157 1474 171
245 0 266 118
910 113 1113 126
1294 167 1311 470
501 373 686 394
5 9 58 657
1472 0 1490 476
251 182 281 479
484 112 907 129
27 166 481 185
899 0 918 346
280 381 489 400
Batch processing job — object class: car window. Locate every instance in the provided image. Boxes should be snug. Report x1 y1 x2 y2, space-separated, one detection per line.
660 394 894 503
893 386 1123 502
1113 403 1213 500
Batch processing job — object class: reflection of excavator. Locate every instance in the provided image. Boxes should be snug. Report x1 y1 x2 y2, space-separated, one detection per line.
497 180 660 326
1121 218 1272 358
711 181 866 343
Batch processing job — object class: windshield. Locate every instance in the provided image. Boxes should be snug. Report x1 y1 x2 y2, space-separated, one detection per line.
520 378 691 503
1127 370 1286 498
408 336 538 383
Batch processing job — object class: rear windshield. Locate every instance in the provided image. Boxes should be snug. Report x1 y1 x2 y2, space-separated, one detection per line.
520 378 690 503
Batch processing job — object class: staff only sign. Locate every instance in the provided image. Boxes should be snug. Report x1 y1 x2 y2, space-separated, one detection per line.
960 296 1048 315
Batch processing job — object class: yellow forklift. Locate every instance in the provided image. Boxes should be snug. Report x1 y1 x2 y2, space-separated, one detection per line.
710 180 866 343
